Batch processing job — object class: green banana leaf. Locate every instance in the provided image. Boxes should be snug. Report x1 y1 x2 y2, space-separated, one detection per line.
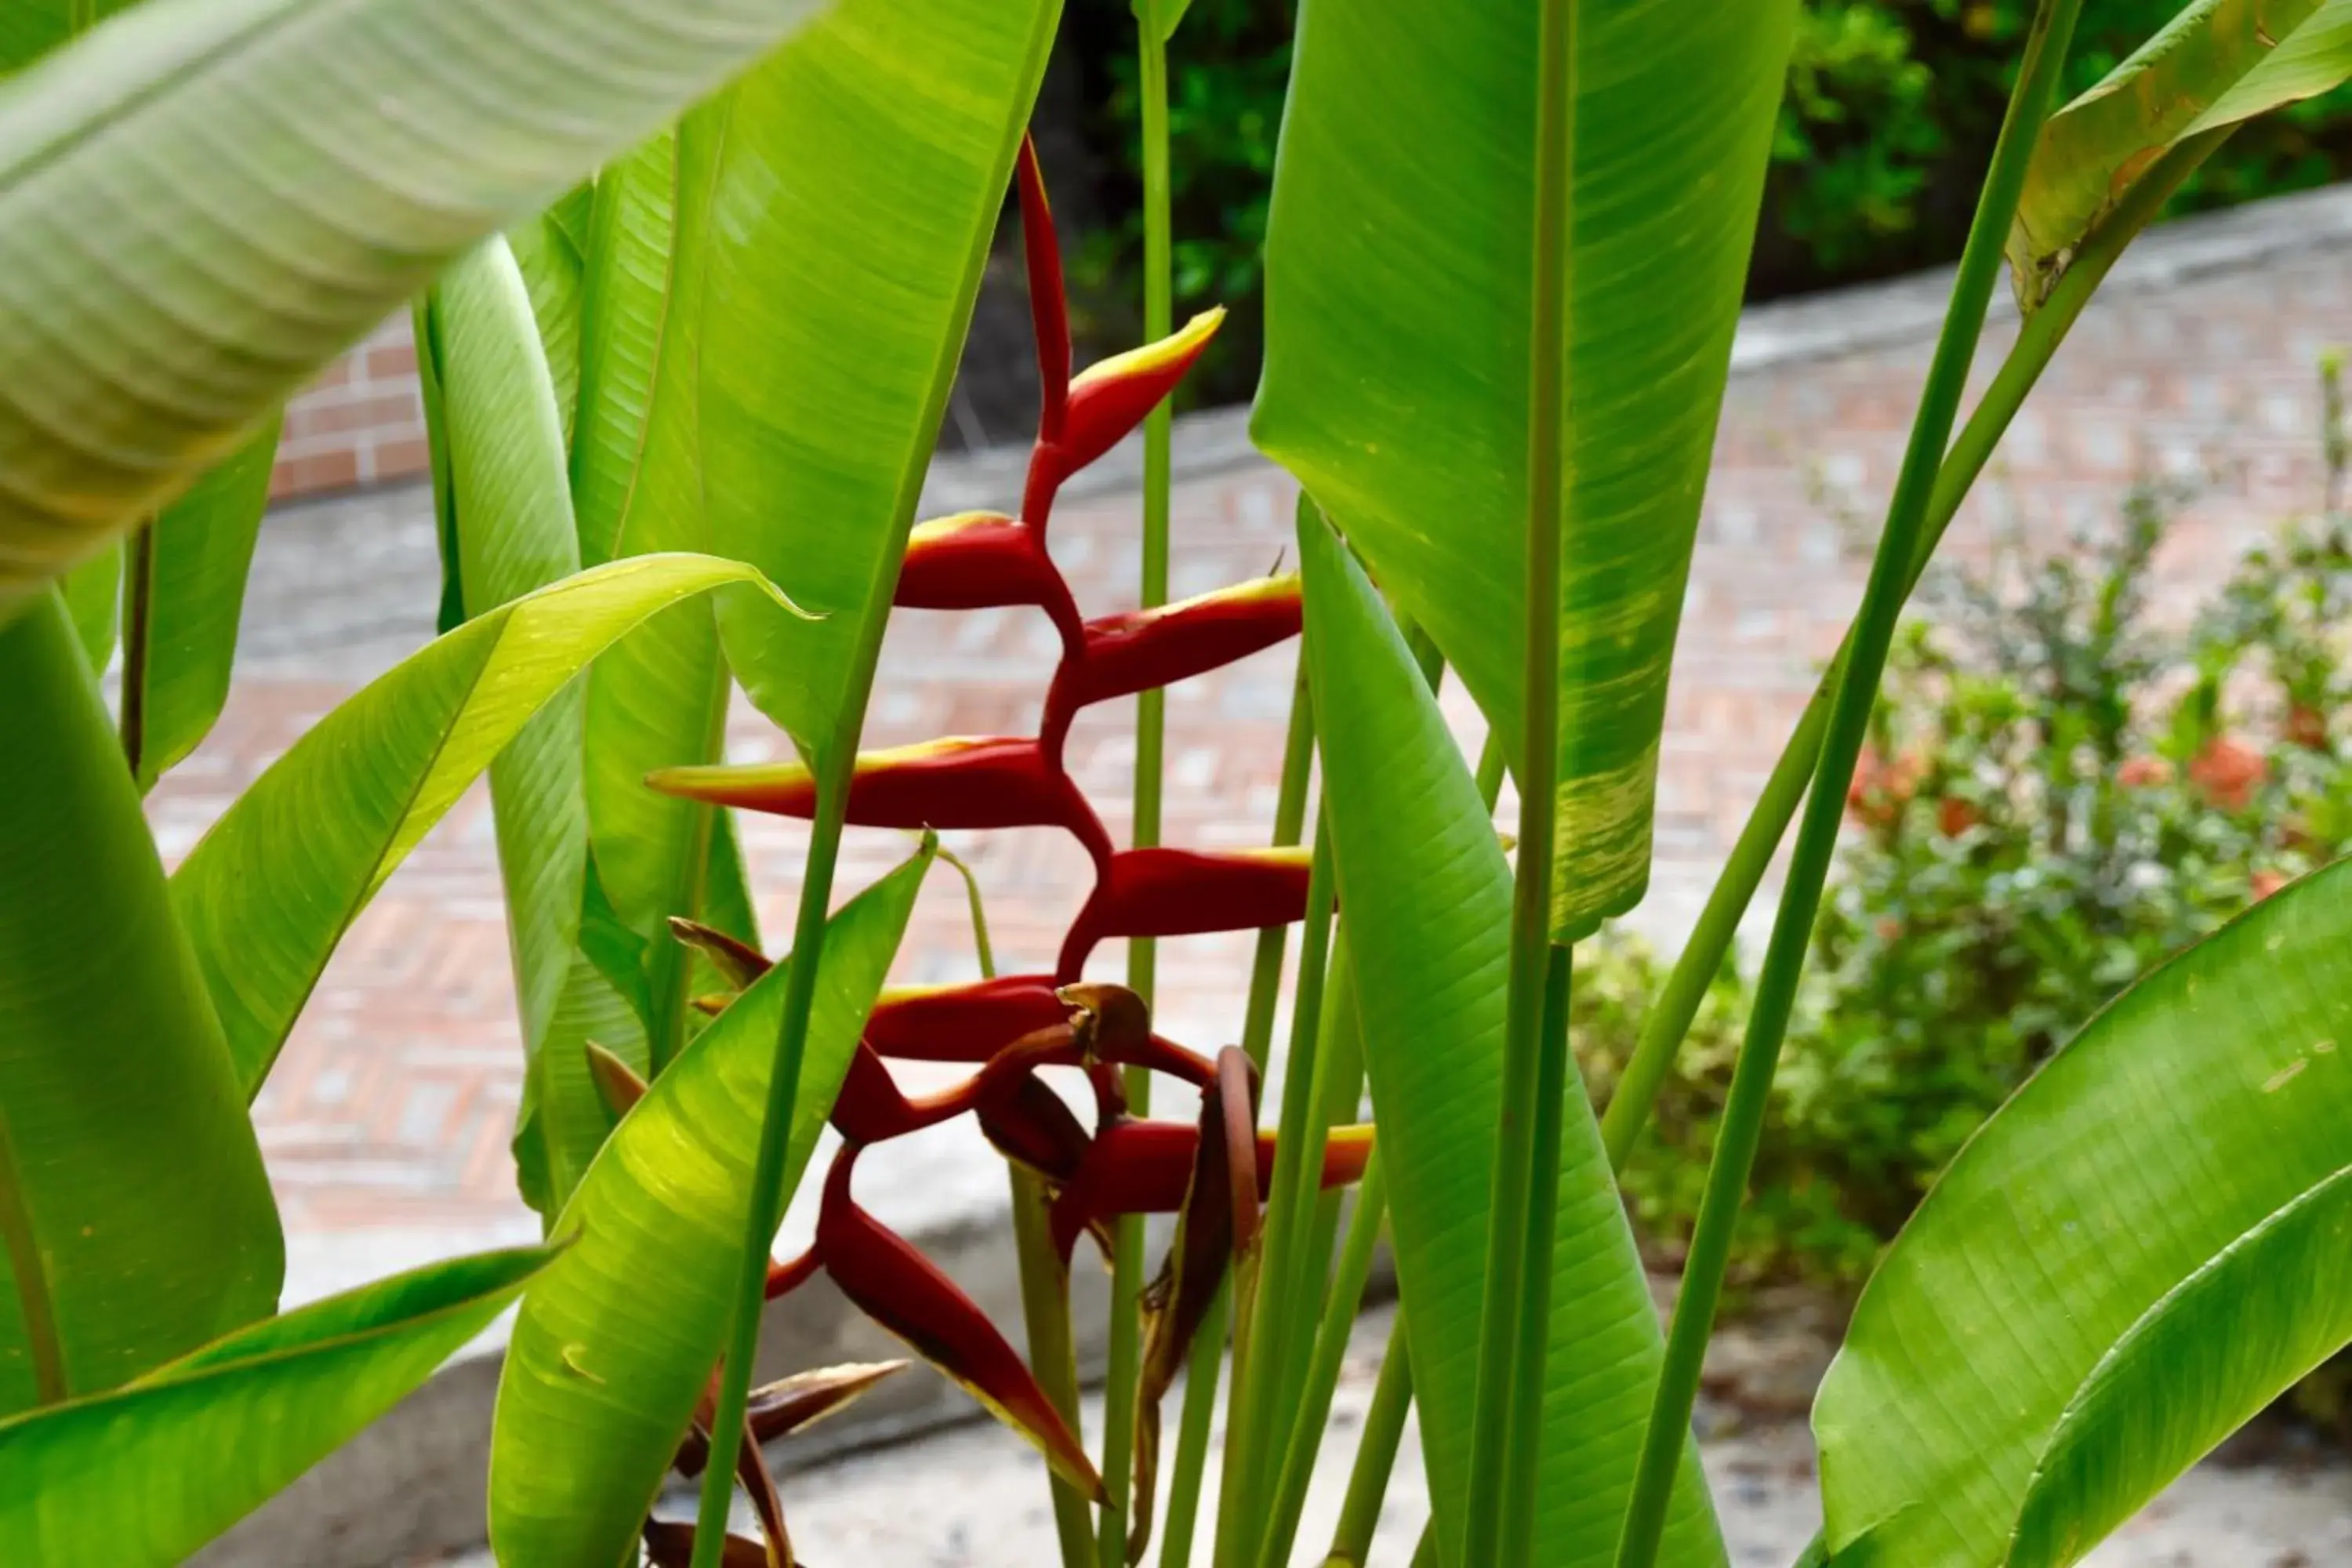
0 1245 550 1566
488 846 932 1568
58 542 119 672
509 182 593 451
1297 514 1724 1566
573 123 736 1072
1815 856 2352 1566
0 0 135 75
0 592 281 1416
125 419 282 791
2010 0 2352 306
0 0 829 617
699 0 1061 760
1254 0 1796 939
169 553 792 1098
433 234 644 1222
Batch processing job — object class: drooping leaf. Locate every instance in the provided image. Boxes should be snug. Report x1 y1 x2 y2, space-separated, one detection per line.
0 0 828 616
434 233 644 1223
574 120 735 1073
125 419 282 791
0 592 281 1416
1815 857 2352 1567
488 848 932 1568
169 553 788 1098
699 0 1062 760
0 1246 549 1566
1297 514 1725 1566
2010 0 2352 306
1254 0 1797 938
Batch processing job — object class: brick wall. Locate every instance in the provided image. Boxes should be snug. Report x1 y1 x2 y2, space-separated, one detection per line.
271 317 430 501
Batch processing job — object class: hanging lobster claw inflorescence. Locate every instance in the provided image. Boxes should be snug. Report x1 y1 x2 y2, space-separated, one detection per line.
633 135 1372 1564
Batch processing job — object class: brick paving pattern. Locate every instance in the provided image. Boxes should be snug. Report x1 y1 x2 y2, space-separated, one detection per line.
151 205 2352 1296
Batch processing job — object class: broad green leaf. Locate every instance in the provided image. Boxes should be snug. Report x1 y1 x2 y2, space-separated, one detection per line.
0 1246 549 1566
1254 0 1796 938
488 848 931 1568
702 0 1061 759
509 182 593 450
170 553 786 1098
126 419 281 791
434 234 641 1222
2009 0 2352 306
58 540 118 672
0 592 280 1416
0 0 829 616
1815 857 2352 1566
1297 514 1723 1567
0 0 137 76
575 122 735 1072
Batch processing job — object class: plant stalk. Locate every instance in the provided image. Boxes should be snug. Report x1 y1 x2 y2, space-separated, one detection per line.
1260 1152 1388 1568
1609 2 2087 1563
1463 0 1573 1558
1215 820 1340 1566
1102 16 1178 1559
1323 1315 1411 1568
1159 664 1317 1568
1595 125 2228 1173
118 520 154 779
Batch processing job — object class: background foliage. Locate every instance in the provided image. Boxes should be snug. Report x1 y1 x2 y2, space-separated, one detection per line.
1061 0 2352 401
1584 462 2352 1297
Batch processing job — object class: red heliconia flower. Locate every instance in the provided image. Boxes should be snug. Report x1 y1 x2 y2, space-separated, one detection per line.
895 510 1065 615
648 737 1102 843
1044 310 1226 490
866 975 1072 1063
1015 136 1070 445
2188 734 2267 811
1061 846 1315 977
1052 574 1303 719
2115 753 2173 789
817 1146 1106 1501
1048 1112 1376 1263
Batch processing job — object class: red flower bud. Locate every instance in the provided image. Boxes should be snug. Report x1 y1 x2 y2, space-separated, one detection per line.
668 916 771 989
1037 310 1224 491
976 1071 1094 1187
675 1360 905 1479
650 736 1094 837
584 1040 648 1121
1055 574 1302 713
866 975 1071 1062
1016 136 1070 444
895 510 1071 614
818 1149 1105 1501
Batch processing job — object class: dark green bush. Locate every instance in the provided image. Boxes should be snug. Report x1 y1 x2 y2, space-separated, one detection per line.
1584 468 2352 1294
1069 0 2352 400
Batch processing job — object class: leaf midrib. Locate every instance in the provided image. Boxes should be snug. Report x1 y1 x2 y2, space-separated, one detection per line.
0 1089 66 1406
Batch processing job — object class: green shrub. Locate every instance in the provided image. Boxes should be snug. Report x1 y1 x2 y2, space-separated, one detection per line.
1592 476 2352 1292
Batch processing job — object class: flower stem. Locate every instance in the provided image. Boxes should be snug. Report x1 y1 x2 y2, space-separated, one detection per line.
1610 3 2086 1563
1595 124 2227 1174
1100 16 1178 1561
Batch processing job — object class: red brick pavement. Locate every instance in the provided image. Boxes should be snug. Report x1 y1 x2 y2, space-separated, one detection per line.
151 222 2352 1291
